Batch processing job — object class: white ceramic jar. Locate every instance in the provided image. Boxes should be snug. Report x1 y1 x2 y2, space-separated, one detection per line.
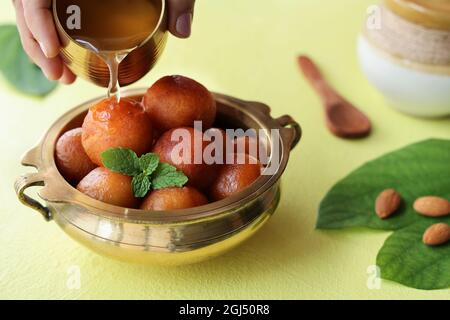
358 0 450 118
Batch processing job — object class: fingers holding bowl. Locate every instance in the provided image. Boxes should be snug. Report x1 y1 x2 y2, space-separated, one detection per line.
14 0 73 83
166 0 195 38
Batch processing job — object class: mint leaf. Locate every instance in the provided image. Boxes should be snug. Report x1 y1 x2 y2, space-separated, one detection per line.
153 162 176 175
152 163 188 189
152 171 188 189
101 148 140 176
132 174 151 198
101 148 187 197
139 153 160 176
0 24 58 97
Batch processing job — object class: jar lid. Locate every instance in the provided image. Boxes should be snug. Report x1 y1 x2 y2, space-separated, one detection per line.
364 5 450 67
385 0 450 30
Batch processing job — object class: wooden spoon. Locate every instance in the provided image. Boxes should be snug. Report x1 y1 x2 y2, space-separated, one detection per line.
298 55 372 139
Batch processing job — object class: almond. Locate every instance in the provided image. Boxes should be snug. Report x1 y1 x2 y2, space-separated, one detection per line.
423 223 450 246
375 189 402 219
413 196 450 217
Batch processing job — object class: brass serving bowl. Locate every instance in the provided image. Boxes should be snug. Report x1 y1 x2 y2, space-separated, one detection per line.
15 89 301 266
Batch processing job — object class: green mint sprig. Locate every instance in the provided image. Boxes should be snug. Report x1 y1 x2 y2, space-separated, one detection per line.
101 148 188 198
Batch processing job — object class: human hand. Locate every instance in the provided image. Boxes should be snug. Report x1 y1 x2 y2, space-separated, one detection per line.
13 0 196 84
167 0 196 38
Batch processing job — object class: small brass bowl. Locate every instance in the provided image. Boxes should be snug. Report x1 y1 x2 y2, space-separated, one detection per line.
15 89 301 266
53 0 168 88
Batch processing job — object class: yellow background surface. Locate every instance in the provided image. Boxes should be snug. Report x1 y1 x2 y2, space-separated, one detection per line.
1 0 449 299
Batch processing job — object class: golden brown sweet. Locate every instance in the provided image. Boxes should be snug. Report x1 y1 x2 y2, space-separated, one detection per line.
82 97 153 166
77 167 139 208
55 128 97 184
140 187 208 211
210 154 262 201
153 127 218 189
142 75 216 131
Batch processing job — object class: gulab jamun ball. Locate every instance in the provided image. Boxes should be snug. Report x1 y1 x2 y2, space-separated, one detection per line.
153 127 218 190
210 154 262 201
77 167 139 208
55 128 97 184
140 187 208 211
82 97 153 166
142 75 216 131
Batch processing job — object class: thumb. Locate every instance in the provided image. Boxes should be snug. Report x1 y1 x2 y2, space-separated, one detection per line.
166 0 195 38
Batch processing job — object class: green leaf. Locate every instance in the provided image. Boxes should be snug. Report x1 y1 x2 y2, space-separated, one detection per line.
0 25 19 70
152 163 188 189
0 24 58 97
377 218 450 290
101 148 141 176
317 139 450 230
139 153 160 176
153 162 177 175
132 174 151 198
316 139 450 290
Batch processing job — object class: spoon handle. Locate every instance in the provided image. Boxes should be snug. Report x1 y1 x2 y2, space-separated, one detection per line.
298 56 340 107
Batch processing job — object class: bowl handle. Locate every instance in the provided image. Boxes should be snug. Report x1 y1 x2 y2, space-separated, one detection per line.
225 96 302 150
276 115 302 150
14 173 52 221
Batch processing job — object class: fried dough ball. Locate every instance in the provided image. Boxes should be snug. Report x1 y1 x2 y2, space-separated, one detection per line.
77 167 139 208
210 154 262 201
152 127 218 189
82 97 153 166
140 187 208 211
55 128 97 185
142 75 216 131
